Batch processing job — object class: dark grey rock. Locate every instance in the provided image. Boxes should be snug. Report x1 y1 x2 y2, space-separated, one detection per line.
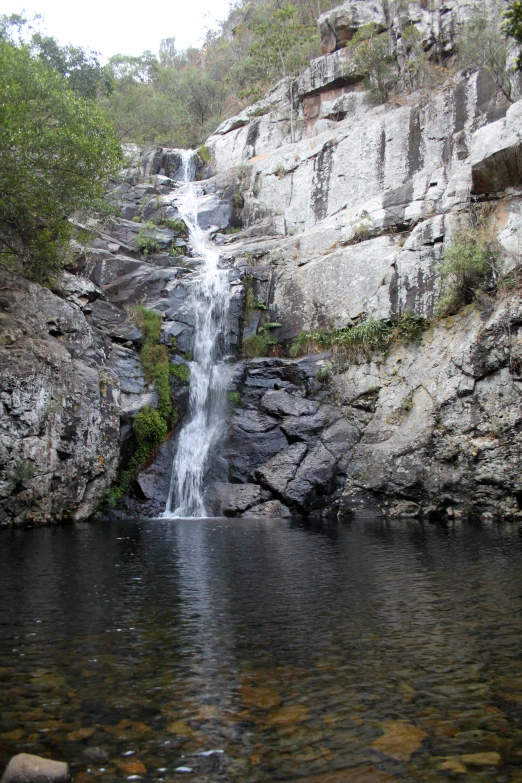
88 300 142 343
320 417 360 458
261 389 319 417
255 443 308 496
225 426 288 483
232 408 280 433
281 406 341 442
284 443 338 506
241 500 292 518
214 483 267 515
1 754 69 783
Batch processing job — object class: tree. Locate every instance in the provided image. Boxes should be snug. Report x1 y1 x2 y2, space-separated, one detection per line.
458 1 517 103
247 6 314 142
31 33 113 99
349 24 398 103
0 38 122 280
503 0 522 69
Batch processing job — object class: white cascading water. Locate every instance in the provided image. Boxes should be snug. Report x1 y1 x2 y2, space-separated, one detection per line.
164 150 231 518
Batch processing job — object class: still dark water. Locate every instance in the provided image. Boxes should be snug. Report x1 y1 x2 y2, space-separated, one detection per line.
1 516 522 783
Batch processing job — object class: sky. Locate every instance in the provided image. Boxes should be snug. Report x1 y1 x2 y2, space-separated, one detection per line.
4 0 234 59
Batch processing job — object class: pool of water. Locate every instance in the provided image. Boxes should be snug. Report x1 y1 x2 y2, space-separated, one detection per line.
1 515 522 783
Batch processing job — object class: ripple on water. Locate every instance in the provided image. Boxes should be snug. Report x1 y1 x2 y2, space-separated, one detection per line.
1 515 522 783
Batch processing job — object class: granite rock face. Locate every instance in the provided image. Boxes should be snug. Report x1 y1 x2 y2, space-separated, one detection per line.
0 276 120 527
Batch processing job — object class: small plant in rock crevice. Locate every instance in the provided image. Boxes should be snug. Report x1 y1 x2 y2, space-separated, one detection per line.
169 362 191 384
133 305 172 422
289 313 428 363
436 205 501 317
7 458 35 492
228 391 242 406
133 221 160 256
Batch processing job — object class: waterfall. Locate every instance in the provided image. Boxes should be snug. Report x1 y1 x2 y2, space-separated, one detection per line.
164 150 231 518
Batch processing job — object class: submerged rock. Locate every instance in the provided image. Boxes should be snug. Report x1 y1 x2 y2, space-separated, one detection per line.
1 754 69 783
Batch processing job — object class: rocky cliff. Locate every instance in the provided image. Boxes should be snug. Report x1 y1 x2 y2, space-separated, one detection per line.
1 0 522 526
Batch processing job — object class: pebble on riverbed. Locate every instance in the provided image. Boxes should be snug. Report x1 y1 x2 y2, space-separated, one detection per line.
1 754 69 783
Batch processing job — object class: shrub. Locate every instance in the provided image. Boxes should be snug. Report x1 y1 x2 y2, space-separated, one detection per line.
198 144 212 165
436 208 500 317
132 215 142 223
134 305 172 420
0 33 121 281
133 221 160 256
348 23 398 103
7 458 34 492
316 362 333 383
132 406 168 465
289 313 428 361
459 2 517 103
229 391 242 406
163 218 188 235
169 362 190 384
242 327 284 358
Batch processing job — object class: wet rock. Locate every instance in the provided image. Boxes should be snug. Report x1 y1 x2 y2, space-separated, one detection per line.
387 500 421 518
1 754 69 783
371 720 426 762
214 482 267 515
88 300 142 343
66 727 95 741
242 500 292 518
82 747 109 765
269 705 309 725
233 408 280 434
239 685 281 710
460 752 501 766
438 759 467 775
117 761 146 776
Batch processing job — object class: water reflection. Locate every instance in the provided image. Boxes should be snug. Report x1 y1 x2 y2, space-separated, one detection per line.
1 516 522 782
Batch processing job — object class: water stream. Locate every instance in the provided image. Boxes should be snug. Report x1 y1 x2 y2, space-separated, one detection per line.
164 151 230 518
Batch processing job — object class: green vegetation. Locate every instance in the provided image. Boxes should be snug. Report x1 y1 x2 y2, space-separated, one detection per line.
458 1 518 103
228 391 242 406
107 307 179 506
133 221 160 256
242 331 275 358
348 23 398 103
134 305 172 420
106 405 171 506
436 207 500 317
242 324 284 358
0 17 121 281
289 313 428 361
504 1 522 69
315 363 333 384
7 458 35 492
197 145 212 165
162 218 188 235
169 362 191 384
94 1 337 147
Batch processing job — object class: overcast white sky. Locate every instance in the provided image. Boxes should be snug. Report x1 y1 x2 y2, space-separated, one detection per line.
4 0 234 59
